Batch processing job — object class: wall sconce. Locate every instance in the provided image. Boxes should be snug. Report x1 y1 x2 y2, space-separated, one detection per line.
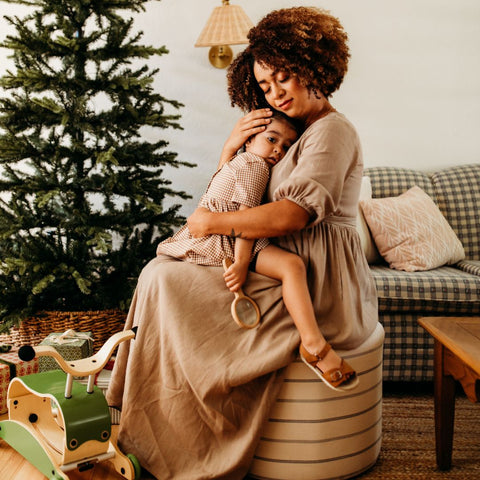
195 0 253 69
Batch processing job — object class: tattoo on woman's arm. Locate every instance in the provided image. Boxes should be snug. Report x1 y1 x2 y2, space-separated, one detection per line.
230 229 244 239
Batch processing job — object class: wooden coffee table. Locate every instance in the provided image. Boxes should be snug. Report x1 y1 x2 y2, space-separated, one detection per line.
418 316 480 470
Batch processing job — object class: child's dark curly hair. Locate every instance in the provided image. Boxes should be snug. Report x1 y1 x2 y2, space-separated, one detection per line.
227 7 350 112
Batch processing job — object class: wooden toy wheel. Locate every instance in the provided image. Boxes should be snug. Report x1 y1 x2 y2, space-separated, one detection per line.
127 453 141 480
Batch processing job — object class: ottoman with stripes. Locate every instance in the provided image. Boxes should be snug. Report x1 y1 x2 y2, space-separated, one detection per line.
249 322 384 480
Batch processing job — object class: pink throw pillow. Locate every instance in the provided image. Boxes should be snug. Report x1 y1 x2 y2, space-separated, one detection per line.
360 186 465 271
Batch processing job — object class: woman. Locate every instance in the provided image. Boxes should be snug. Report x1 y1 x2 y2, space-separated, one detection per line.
107 7 378 479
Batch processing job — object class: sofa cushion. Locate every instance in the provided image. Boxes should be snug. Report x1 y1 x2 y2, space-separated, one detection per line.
370 264 480 314
360 186 465 271
431 164 480 260
365 167 435 200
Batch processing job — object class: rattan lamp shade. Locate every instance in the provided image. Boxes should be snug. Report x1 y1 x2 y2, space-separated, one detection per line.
195 1 253 47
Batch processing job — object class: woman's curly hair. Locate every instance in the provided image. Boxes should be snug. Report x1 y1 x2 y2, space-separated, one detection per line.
227 7 350 112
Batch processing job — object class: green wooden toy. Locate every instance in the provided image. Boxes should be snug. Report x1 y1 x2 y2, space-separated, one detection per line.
0 328 140 480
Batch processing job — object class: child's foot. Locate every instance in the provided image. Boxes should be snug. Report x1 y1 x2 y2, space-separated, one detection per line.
299 343 359 391
307 341 342 372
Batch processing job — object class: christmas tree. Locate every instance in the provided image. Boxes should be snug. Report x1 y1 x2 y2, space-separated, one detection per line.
0 0 193 332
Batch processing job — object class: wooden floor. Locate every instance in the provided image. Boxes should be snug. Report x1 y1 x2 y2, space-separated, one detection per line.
0 413 154 480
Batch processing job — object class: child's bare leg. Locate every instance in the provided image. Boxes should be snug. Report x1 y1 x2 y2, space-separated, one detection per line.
255 245 342 373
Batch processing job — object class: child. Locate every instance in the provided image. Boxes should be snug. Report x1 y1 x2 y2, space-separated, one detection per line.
157 112 298 268
157 112 358 391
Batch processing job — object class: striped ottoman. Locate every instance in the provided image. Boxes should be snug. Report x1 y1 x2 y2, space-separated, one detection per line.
250 322 384 480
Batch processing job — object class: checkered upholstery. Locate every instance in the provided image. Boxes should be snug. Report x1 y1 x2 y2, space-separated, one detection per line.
380 313 434 382
365 166 435 200
431 164 480 260
364 164 479 382
370 265 480 314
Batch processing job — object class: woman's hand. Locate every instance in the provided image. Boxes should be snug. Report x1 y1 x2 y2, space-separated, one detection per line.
187 207 212 238
223 260 249 292
218 108 273 169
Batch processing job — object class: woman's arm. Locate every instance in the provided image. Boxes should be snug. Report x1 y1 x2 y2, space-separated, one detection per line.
187 198 310 240
218 109 273 169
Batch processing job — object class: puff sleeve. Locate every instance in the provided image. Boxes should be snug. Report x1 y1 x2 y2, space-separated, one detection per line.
269 114 362 227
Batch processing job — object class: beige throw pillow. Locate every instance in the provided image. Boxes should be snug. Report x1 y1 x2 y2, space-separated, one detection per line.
360 186 465 271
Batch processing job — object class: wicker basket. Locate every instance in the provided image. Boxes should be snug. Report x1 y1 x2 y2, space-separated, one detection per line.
0 309 127 353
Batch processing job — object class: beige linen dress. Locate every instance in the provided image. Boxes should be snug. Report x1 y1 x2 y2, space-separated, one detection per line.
107 111 378 480
157 152 270 265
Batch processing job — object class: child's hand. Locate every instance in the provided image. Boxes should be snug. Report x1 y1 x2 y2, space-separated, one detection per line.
187 207 211 237
223 260 249 292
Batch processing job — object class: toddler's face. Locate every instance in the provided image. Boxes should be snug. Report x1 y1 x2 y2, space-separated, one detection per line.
245 118 298 166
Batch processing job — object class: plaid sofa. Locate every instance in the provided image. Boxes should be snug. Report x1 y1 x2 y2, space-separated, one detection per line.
363 164 480 382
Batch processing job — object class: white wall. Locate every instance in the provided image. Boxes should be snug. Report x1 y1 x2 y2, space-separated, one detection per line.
1 0 479 216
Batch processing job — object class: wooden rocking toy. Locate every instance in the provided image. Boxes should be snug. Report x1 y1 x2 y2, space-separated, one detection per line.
0 328 140 480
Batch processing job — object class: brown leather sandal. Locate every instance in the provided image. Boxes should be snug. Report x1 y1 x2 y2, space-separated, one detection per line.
299 343 360 392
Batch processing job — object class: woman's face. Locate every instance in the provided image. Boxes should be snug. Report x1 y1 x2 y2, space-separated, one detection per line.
253 61 322 126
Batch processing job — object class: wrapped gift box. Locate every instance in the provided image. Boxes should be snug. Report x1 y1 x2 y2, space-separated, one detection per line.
95 358 115 393
76 357 115 393
0 349 39 414
0 348 40 377
39 330 93 372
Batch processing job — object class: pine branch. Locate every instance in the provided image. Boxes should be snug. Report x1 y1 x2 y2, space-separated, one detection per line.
0 0 192 328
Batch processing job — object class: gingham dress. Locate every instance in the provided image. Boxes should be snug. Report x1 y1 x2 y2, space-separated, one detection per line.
157 152 270 266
